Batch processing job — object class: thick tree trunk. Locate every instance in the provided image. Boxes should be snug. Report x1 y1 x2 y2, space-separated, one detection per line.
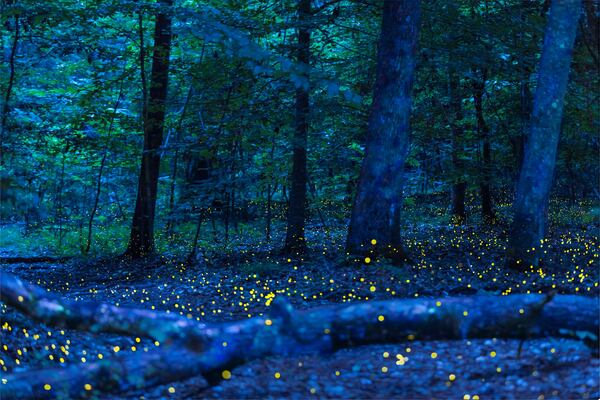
125 0 173 258
284 0 311 254
1 272 598 400
473 71 495 223
506 0 582 269
346 0 420 260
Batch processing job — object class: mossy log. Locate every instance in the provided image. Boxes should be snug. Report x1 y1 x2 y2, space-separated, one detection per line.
0 272 598 399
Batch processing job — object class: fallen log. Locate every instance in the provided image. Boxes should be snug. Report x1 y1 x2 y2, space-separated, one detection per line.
0 272 598 399
0 256 73 264
0 272 211 349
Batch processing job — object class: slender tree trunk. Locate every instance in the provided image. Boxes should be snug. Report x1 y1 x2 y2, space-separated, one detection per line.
0 11 19 167
473 70 495 222
506 0 582 269
449 68 466 224
514 1 533 186
138 10 148 124
85 85 124 254
284 0 311 254
125 0 173 258
188 210 204 262
266 183 273 242
346 0 420 261
56 152 66 249
515 78 532 181
266 134 276 242
166 84 195 238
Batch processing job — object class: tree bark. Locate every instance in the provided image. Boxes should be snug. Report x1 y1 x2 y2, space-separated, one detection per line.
125 0 173 258
284 0 311 254
346 0 420 261
506 0 582 269
166 84 195 239
0 9 19 167
1 272 598 399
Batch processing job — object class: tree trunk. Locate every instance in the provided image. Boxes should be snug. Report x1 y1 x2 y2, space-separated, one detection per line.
125 0 173 258
0 10 19 167
1 271 598 400
448 67 466 224
506 0 582 269
85 84 123 254
346 0 420 261
284 0 311 254
473 70 495 223
166 85 195 239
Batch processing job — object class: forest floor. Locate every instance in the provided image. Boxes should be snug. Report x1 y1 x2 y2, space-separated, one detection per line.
1 221 599 399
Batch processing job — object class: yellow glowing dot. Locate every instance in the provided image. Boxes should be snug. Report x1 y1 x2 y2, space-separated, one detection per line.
365 257 371 264
44 384 51 391
550 348 556 353
371 239 377 245
335 371 340 376
17 296 24 302
490 351 496 357
168 387 175 394
274 372 281 379
431 352 438 359
154 341 160 346
265 319 273 326
135 337 141 343
381 366 388 373
378 315 385 322
383 351 389 358
436 301 442 307
463 395 471 400
496 367 502 373
310 388 316 394
222 341 227 347
97 353 103 359
113 346 120 353
222 370 231 380
473 396 480 400
519 308 524 314
369 286 376 292
463 311 468 317
84 384 92 391
449 374 456 381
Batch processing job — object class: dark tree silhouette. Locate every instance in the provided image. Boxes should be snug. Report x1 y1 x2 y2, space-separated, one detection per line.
473 69 495 223
506 0 582 269
449 66 467 224
126 0 173 258
284 0 311 253
346 0 420 260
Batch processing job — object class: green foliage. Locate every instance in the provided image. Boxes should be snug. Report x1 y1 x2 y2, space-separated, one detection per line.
0 0 597 257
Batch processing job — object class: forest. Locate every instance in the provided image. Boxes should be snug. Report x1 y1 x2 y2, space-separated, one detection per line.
0 0 598 398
